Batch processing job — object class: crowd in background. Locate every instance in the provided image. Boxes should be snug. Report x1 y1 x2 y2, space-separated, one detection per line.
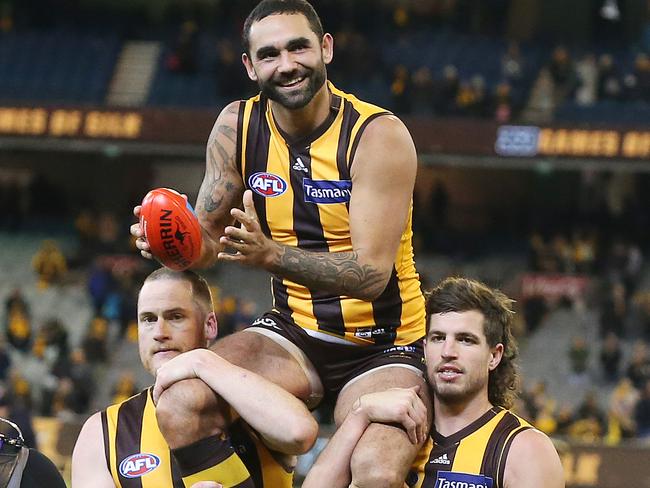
1 0 650 458
0 0 649 121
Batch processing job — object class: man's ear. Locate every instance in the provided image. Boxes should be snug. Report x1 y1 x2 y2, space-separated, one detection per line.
489 343 504 371
205 311 218 342
242 53 258 81
322 33 334 65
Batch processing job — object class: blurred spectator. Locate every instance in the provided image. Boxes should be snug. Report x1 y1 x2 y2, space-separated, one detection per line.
0 338 10 381
96 211 121 254
626 53 650 102
501 41 524 84
597 54 622 101
521 380 552 421
410 66 435 115
575 53 598 106
573 229 597 273
230 298 258 334
0 388 37 449
551 234 574 273
31 240 67 289
634 291 650 340
51 348 94 417
599 281 627 338
4 288 31 352
626 340 650 390
568 336 590 383
555 404 575 437
570 391 607 442
548 46 578 100
535 402 559 436
600 331 622 383
493 81 513 122
82 317 109 364
467 75 490 117
215 39 252 100
111 372 138 405
608 377 639 442
523 296 547 333
635 379 650 438
165 20 199 74
88 259 116 315
390 64 411 114
433 65 460 115
66 348 95 412
40 319 69 366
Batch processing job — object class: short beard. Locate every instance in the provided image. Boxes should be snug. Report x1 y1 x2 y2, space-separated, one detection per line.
259 63 327 109
432 379 484 406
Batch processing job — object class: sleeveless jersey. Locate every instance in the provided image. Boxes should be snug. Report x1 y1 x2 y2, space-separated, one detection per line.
409 407 533 488
237 82 425 345
100 388 293 488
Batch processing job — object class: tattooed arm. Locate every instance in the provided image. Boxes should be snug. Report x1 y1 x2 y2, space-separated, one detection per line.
192 101 246 268
219 115 418 301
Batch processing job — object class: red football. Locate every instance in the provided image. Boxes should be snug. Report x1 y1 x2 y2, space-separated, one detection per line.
139 188 202 271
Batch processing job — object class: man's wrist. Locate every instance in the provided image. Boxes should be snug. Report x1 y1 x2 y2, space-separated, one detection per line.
350 397 371 427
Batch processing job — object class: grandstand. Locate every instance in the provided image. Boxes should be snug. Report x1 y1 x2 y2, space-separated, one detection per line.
1 0 650 486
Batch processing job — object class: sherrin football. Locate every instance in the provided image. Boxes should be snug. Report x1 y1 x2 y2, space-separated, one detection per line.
140 188 202 271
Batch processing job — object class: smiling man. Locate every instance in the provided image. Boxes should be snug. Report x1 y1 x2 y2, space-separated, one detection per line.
71 268 317 488
303 277 565 488
131 1 430 487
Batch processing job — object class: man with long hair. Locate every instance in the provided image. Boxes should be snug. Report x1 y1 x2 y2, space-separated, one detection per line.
304 277 564 488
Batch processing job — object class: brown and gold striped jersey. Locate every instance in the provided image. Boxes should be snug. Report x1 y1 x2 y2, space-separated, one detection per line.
409 407 533 488
237 82 425 345
100 388 293 488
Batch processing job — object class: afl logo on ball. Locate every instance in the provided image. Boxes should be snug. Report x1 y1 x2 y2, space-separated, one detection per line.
249 172 287 197
119 453 160 478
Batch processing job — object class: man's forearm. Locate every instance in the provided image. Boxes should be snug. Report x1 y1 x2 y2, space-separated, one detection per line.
269 245 388 301
302 410 370 488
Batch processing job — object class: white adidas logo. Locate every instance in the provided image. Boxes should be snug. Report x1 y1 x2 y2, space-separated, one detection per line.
430 453 451 465
292 157 308 173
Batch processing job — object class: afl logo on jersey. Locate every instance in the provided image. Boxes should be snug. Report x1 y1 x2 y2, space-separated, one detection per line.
119 453 161 478
249 172 287 197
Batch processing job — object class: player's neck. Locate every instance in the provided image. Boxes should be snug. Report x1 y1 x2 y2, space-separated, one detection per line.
433 393 493 438
270 82 331 139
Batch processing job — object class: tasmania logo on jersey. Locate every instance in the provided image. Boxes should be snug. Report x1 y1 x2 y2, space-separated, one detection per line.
434 471 493 488
249 172 287 197
119 453 161 478
303 178 352 204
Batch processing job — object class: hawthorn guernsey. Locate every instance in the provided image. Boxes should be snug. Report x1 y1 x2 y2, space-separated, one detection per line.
139 188 202 270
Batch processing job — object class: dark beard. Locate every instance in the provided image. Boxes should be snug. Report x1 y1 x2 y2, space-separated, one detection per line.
259 63 327 109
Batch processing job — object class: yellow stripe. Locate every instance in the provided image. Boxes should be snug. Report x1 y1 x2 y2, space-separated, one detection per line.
264 104 316 328
264 104 295 247
452 410 508 474
182 452 251 488
246 427 293 488
105 403 122 488
395 206 426 345
411 437 434 488
239 96 258 177
140 392 173 487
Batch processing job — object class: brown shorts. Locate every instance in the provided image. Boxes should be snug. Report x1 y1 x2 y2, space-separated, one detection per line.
246 311 426 405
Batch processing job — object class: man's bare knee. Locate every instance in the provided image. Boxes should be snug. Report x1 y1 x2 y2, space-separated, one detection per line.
156 378 227 449
349 422 417 488
350 448 404 488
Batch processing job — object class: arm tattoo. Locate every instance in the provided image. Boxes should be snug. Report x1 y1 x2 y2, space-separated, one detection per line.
201 124 239 213
272 247 388 301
